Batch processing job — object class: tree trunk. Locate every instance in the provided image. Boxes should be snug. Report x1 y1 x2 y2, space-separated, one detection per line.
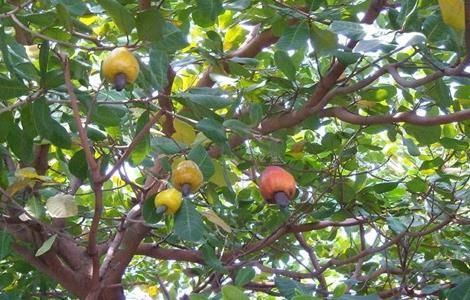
99 286 126 300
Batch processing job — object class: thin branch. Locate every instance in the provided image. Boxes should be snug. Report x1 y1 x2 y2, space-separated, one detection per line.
0 0 33 19
9 14 135 51
62 57 99 174
101 110 163 182
319 106 470 126
294 232 328 296
63 56 104 296
0 89 43 114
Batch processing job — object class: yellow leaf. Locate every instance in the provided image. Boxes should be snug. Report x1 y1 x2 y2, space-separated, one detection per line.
209 162 227 187
224 25 243 50
219 10 234 29
438 0 464 30
209 161 237 187
111 176 125 187
79 15 99 25
171 119 196 145
25 45 40 60
147 285 159 297
6 179 33 196
202 209 232 233
15 167 51 182
357 100 376 108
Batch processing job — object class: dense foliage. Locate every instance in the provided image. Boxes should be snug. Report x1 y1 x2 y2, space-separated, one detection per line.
1 0 470 299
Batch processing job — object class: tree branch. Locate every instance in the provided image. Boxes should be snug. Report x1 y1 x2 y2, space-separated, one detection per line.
294 232 328 295
101 110 163 183
158 67 176 136
319 106 470 126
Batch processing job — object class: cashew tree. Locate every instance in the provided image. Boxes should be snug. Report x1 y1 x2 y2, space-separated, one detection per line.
1 0 470 299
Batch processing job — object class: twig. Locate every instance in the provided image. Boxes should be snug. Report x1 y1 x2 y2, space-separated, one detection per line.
101 110 164 182
0 0 33 19
294 232 328 296
0 89 44 114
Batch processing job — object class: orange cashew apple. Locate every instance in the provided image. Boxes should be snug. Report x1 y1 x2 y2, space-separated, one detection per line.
259 166 296 209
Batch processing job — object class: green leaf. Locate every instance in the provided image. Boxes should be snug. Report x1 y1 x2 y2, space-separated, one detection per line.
358 85 397 102
149 46 169 90
26 197 45 219
190 295 209 300
87 127 106 142
58 0 88 16
0 231 12 260
0 77 28 100
406 177 427 193
7 123 33 163
310 24 338 57
333 283 347 297
32 99 53 136
397 0 418 29
49 120 72 149
142 194 164 225
0 111 13 143
452 259 470 274
448 278 470 300
322 133 341 150
425 79 452 107
403 138 420 156
193 0 224 27
274 50 296 80
334 50 361 66
386 216 408 233
221 285 249 300
188 145 214 180
330 21 372 39
175 93 230 110
56 3 72 31
68 150 88 180
130 111 150 165
196 118 227 143
92 105 127 127
419 157 444 170
277 22 309 51
363 182 399 194
423 15 449 43
404 124 441 145
440 138 468 151
223 119 251 137
136 7 165 42
153 22 189 53
174 200 204 242
275 276 311 299
35 234 57 257
234 267 255 287
0 272 14 289
39 41 49 76
200 244 227 273
292 296 322 300
96 0 135 34
32 98 71 149
153 137 187 154
0 160 8 190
